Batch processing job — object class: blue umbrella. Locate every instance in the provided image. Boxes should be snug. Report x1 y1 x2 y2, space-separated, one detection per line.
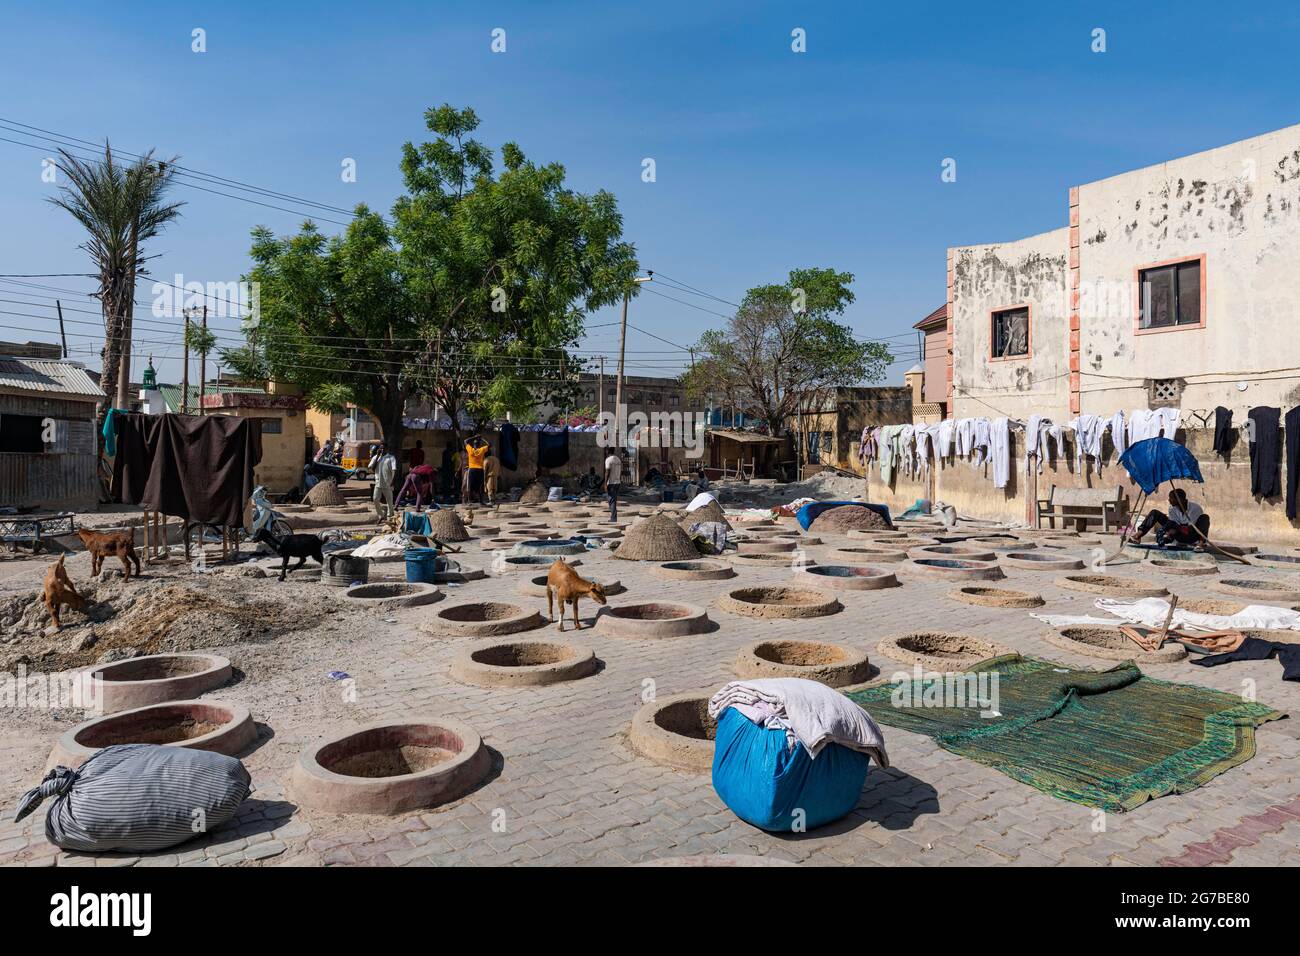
1117 437 1204 496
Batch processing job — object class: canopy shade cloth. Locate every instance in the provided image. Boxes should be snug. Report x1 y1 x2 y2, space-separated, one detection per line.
1118 437 1204 496
111 412 262 527
847 655 1281 812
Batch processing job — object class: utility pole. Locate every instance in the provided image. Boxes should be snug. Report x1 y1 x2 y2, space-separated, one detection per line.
181 307 190 414
198 305 208 416
598 356 605 420
56 300 68 358
614 273 653 452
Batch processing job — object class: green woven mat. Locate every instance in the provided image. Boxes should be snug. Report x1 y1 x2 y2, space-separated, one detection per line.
847 655 1284 811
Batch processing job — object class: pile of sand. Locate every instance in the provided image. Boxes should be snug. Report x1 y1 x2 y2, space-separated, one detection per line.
520 481 550 505
811 504 891 533
426 508 471 542
305 479 345 507
614 514 701 561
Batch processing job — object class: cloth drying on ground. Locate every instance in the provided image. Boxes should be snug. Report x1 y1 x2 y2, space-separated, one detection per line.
848 655 1282 812
1248 406 1282 497
352 532 411 558
708 678 889 766
1032 596 1300 633
111 412 263 528
685 521 731 554
1190 637 1300 681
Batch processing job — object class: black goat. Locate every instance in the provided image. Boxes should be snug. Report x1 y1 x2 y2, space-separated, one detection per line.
253 527 324 581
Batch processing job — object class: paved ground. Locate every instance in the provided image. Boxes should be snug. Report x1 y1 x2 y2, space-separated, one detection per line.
2 503 1299 867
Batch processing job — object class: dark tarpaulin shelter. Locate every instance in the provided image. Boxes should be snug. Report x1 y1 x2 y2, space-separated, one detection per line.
112 412 262 528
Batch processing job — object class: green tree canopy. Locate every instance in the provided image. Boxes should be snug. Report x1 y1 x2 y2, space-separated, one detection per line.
227 104 639 451
681 268 891 437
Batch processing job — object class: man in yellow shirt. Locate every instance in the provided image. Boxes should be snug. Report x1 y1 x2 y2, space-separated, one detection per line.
465 434 489 505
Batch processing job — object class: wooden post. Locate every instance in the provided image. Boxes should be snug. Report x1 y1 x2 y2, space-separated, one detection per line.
199 305 208 416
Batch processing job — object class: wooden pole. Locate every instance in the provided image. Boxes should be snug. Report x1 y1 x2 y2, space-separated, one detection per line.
181 308 190 414
56 299 69 358
199 305 208 416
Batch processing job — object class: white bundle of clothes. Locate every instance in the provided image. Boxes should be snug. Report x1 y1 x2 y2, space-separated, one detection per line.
707 678 890 765
1032 596 1300 633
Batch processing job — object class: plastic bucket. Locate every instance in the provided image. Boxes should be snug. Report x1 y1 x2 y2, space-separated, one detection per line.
405 548 443 584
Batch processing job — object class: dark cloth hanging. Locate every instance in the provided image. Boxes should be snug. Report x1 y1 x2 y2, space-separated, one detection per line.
1247 406 1281 498
1189 637 1300 682
536 427 570 469
498 422 520 471
1212 406 1233 457
1288 406 1300 520
112 412 262 527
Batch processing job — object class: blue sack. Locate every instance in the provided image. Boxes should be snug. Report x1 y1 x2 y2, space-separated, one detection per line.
711 707 871 832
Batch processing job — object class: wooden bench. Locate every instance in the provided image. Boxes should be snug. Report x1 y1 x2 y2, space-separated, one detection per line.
1036 485 1124 532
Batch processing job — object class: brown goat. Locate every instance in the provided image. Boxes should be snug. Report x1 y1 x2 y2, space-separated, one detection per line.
545 558 607 632
43 555 86 629
76 527 141 581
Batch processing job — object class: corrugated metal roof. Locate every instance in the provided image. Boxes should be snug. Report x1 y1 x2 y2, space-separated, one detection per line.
157 382 265 413
0 356 102 400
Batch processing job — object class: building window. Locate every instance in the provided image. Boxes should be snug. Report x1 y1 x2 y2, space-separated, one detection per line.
607 389 616 404
669 394 680 407
1139 256 1202 330
260 418 283 434
991 306 1030 358
1148 377 1185 409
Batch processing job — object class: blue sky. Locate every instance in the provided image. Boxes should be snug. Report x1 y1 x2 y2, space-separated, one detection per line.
1 1 1297 388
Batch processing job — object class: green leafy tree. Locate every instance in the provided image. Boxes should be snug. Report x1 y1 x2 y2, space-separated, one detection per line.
682 268 891 438
232 105 638 454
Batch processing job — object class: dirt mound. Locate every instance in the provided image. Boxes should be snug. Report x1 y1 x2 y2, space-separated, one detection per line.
305 479 345 507
426 508 470 542
614 515 701 562
2 574 339 673
520 481 550 505
811 505 890 533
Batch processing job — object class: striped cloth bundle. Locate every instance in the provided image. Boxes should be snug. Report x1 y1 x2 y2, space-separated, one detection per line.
15 744 251 852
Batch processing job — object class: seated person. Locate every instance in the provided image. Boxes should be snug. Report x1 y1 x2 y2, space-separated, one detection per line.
1130 489 1210 548
643 466 664 488
579 466 602 495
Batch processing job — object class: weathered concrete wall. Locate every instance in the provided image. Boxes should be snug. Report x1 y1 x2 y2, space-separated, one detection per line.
1078 124 1300 415
950 228 1071 421
862 424 1298 543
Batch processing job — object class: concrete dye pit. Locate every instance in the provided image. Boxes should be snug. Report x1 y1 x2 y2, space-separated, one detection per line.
774 533 822 545
734 639 872 687
1252 553 1300 569
1149 559 1219 575
595 602 713 638
291 718 490 815
1046 626 1188 663
727 552 815 567
1002 552 1086 571
503 529 561 539
47 699 256 770
829 546 907 564
1178 598 1250 616
948 587 1045 609
847 533 939 548
515 574 623 599
1056 575 1169 597
1213 578 1300 602
500 555 583 569
969 537 1035 551
513 538 587 556
903 558 1006 581
90 652 232 713
628 693 716 772
793 565 899 590
573 527 622 538
424 602 545 637
449 639 598 688
650 560 736 581
716 586 841 619
911 545 998 563
875 632 1013 671
737 540 796 554
481 537 522 550
342 582 442 608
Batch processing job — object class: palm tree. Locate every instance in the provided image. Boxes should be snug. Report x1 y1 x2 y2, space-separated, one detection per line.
49 144 183 439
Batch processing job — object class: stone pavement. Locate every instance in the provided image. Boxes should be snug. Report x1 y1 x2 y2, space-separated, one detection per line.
2 513 1299 868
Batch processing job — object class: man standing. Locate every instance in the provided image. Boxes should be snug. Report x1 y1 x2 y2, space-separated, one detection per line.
603 449 623 522
370 444 397 520
464 434 489 506
483 451 500 504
